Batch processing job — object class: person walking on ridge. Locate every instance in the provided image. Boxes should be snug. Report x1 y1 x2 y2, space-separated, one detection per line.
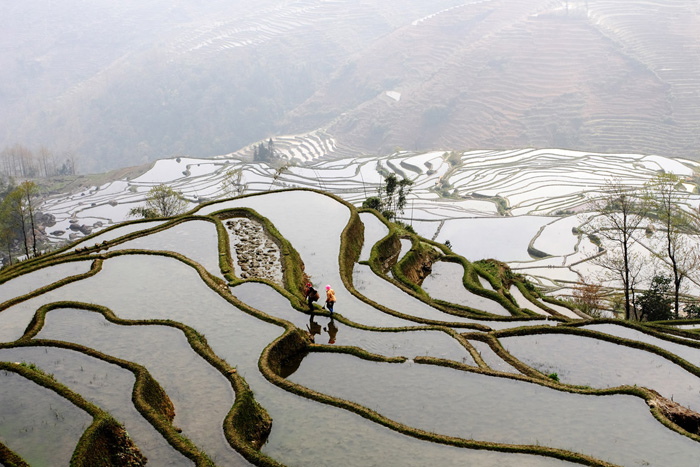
304 282 319 312
325 284 336 317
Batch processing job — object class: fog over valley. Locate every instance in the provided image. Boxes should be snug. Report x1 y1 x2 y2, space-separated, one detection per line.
2 0 699 172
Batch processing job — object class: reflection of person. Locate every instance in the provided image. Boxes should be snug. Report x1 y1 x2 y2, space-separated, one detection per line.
325 284 336 316
306 315 322 343
304 282 319 311
325 318 338 344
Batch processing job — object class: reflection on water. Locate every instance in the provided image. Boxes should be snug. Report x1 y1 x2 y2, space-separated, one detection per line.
0 346 190 465
307 315 322 341
290 353 700 467
421 262 511 316
35 308 245 466
306 315 338 345
231 281 474 363
326 319 338 345
502 333 700 411
0 370 92 466
0 260 92 304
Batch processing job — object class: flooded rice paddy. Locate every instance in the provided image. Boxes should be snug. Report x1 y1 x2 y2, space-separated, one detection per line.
0 369 92 466
3 185 700 465
468 339 521 374
290 353 700 466
582 323 700 366
358 212 388 262
36 308 244 466
502 333 700 411
231 281 475 364
108 219 222 277
0 260 93 303
421 261 511 316
0 346 189 465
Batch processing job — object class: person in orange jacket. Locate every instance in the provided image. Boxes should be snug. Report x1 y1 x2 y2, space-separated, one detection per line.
325 284 336 316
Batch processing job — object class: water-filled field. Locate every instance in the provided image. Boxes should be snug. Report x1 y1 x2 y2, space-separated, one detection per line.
36 147 700 300
3 188 700 465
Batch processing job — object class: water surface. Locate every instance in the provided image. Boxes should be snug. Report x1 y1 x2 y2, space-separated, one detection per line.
290 353 700 467
359 212 388 262
36 308 245 466
0 370 92 466
583 323 700 366
0 346 190 465
0 260 93 303
422 262 512 316
502 333 700 411
111 219 221 277
231 281 474 364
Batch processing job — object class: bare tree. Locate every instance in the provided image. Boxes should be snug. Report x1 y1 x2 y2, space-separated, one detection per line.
38 146 55 177
572 280 605 317
221 169 246 197
0 195 18 265
268 164 290 191
588 180 648 319
592 248 646 319
18 181 39 257
644 174 700 317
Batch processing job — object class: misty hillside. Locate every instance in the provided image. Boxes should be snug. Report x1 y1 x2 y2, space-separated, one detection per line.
2 0 699 173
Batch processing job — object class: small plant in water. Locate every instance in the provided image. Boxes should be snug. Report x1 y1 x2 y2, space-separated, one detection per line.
547 372 560 382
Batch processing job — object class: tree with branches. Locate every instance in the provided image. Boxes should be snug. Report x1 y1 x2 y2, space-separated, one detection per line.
572 280 605 318
644 173 700 318
0 186 31 258
637 274 673 321
19 181 39 257
363 173 414 221
129 184 188 219
221 169 246 198
0 197 18 266
588 180 648 320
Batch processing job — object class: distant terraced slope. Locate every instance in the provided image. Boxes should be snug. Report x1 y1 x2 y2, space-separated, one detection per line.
310 0 700 158
1 0 698 172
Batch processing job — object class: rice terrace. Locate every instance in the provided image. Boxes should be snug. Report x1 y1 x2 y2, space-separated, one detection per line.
3 146 700 466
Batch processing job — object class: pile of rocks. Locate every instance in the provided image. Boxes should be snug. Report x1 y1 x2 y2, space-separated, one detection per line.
225 218 283 284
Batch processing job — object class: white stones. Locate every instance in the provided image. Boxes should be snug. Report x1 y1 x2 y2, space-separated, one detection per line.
225 217 283 284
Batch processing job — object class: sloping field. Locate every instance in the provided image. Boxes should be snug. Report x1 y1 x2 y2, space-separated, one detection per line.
34 146 700 302
4 189 700 465
3 1 699 171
